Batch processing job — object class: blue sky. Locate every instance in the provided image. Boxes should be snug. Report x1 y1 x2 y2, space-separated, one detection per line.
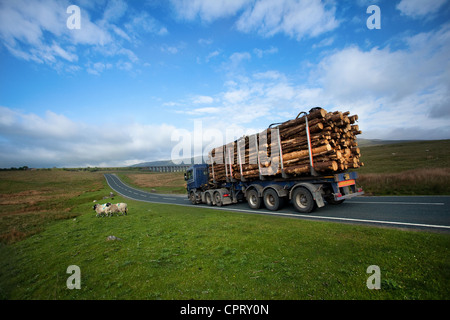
0 0 449 168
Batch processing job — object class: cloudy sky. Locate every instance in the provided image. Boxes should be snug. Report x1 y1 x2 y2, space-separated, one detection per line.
0 0 449 168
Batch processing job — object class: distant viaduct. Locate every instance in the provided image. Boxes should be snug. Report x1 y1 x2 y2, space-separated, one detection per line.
146 165 191 173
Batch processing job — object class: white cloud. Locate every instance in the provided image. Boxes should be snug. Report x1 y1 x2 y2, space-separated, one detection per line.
124 11 169 37
103 0 128 22
187 107 221 114
236 0 339 39
169 24 450 141
172 69 299 126
171 0 338 40
0 0 167 73
198 38 213 46
301 24 450 139
170 0 251 22
253 46 278 58
50 42 78 62
205 50 220 62
161 45 179 54
86 62 112 75
0 106 178 168
193 95 214 104
315 24 450 102
69 13 112 46
225 51 251 71
396 0 448 18
312 36 334 49
253 70 284 80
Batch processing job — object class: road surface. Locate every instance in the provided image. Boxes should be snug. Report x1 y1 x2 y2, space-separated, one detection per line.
104 174 450 233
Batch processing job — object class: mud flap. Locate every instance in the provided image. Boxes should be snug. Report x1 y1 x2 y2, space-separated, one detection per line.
313 188 325 208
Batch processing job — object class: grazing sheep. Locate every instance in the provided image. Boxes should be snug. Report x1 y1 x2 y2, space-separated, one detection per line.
117 203 128 215
107 203 128 216
93 203 111 217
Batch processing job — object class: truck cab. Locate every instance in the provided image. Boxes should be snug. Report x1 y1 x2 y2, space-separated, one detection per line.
185 164 209 193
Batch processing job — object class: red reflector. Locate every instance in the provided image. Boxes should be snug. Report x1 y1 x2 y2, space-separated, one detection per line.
336 193 342 198
223 194 229 197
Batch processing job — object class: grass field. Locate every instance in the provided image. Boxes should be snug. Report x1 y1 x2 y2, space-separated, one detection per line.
0 169 449 300
118 172 187 195
356 139 450 195
0 139 449 300
0 170 104 244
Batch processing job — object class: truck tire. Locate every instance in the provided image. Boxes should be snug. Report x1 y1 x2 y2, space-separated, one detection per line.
263 188 281 211
214 192 222 207
189 191 197 205
247 189 261 209
291 187 315 213
205 192 213 206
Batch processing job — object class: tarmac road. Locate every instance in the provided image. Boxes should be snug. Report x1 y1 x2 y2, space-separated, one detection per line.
104 173 450 233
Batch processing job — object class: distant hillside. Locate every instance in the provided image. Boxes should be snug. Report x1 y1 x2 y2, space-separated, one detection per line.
356 138 419 147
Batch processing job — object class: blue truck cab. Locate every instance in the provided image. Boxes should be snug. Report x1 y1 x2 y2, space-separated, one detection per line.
185 164 209 191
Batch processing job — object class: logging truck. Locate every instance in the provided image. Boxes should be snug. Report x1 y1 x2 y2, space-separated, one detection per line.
185 163 363 213
184 108 365 213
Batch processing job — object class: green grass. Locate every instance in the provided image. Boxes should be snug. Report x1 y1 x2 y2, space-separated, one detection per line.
1 144 449 300
0 170 104 244
0 178 449 300
358 139 450 174
356 140 450 195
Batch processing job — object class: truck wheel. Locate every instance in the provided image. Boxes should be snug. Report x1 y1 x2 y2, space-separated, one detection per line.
247 189 261 209
263 188 281 211
205 193 213 206
292 187 315 213
214 192 222 207
189 191 197 205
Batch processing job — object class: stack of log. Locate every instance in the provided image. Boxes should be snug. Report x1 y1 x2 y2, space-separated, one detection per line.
208 108 363 182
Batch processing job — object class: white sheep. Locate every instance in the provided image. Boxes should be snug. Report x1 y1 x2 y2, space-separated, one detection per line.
93 203 111 217
107 203 128 216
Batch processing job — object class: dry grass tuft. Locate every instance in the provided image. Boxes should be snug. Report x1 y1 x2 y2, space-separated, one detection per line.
358 168 450 195
0 170 103 244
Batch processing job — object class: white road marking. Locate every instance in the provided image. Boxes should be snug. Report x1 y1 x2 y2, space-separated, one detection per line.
210 207 450 230
349 201 444 206
104 174 450 231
